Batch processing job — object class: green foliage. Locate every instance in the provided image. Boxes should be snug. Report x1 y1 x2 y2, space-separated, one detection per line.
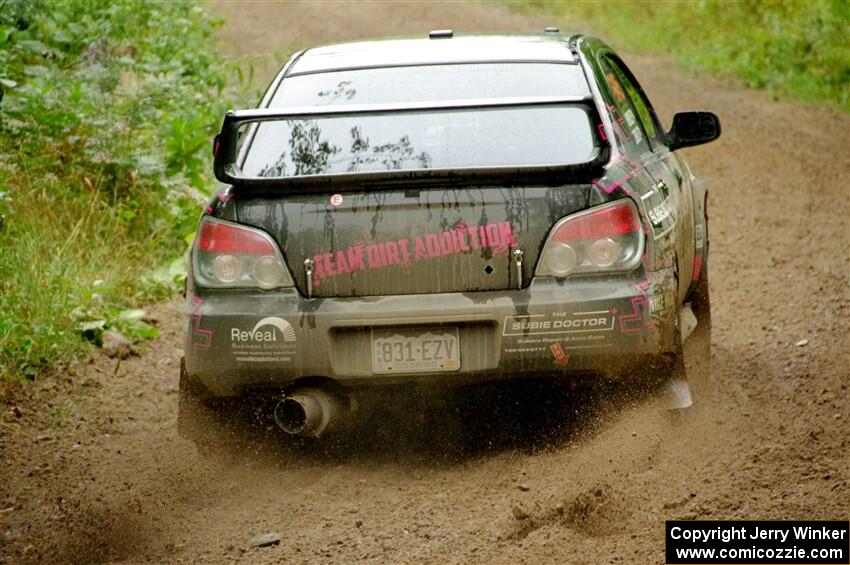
0 0 249 379
519 0 850 111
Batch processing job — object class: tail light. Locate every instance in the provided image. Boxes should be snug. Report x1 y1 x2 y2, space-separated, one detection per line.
192 216 294 290
535 199 643 278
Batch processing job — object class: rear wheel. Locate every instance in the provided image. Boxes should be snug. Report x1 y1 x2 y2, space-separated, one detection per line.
658 274 697 410
689 253 711 334
663 335 693 410
684 252 712 396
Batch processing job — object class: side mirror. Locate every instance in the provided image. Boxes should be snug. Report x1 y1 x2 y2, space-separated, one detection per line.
666 111 721 150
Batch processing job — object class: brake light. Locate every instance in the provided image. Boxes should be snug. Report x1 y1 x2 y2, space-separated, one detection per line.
551 201 641 241
192 216 294 290
196 219 276 254
536 200 643 278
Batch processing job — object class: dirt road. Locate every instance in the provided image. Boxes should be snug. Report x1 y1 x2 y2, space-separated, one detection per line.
1 2 848 563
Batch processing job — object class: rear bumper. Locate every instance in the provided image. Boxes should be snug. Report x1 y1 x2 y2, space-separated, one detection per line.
184 270 678 396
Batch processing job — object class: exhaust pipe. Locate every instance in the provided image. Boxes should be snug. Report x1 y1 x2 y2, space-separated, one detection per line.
274 388 345 437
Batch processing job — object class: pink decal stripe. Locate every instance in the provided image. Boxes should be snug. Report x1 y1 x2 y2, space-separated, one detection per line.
619 279 656 333
190 295 212 350
692 253 703 282
592 179 622 194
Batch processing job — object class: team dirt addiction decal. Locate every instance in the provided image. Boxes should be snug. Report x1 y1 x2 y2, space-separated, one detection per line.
310 220 517 286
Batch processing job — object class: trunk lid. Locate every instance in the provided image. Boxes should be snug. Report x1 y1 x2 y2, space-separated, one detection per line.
236 184 593 297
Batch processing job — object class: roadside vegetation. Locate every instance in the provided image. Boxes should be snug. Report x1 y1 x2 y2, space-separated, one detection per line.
518 0 850 112
0 1 257 381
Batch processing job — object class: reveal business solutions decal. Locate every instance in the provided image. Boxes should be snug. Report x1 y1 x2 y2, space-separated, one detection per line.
230 317 297 363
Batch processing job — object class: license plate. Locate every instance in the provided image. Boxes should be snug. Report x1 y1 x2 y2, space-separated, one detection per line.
371 327 460 374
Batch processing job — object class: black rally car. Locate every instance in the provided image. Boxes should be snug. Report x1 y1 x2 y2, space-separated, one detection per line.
180 31 720 443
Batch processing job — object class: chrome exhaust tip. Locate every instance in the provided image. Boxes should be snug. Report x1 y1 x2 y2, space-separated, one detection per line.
274 388 343 437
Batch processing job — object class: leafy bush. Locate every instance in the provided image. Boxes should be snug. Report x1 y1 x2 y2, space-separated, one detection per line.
0 0 239 379
519 0 850 111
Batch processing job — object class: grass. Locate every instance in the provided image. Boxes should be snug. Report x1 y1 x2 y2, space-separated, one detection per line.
0 0 262 380
515 0 850 112
0 169 176 379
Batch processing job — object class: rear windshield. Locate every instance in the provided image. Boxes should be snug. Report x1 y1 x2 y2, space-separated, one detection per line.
270 63 590 105
242 106 595 177
241 64 596 178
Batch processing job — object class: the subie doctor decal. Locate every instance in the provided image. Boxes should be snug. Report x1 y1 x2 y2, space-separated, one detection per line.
230 317 297 363
503 311 616 336
502 309 618 357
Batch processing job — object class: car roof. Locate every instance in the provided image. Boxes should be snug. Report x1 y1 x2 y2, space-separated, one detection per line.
287 33 579 76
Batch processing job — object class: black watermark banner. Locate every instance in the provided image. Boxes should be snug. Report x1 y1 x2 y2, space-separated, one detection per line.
666 520 849 564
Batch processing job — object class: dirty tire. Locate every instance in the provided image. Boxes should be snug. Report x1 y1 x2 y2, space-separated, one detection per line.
689 253 711 334
654 321 695 412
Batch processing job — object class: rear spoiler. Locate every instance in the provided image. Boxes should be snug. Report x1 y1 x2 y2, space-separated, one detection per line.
213 96 606 193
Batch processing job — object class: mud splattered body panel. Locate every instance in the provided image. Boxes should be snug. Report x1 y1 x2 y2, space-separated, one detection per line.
185 270 676 396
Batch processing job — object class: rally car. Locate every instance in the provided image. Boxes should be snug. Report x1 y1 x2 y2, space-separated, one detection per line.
179 31 720 444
